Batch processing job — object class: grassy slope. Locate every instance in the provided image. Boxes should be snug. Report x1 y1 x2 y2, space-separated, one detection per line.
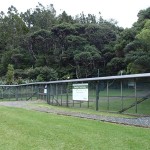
0 106 150 150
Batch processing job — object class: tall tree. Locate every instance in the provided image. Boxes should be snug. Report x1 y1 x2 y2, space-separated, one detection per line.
136 19 150 50
6 64 14 84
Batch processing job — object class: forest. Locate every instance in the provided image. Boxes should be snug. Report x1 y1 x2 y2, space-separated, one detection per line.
0 3 150 84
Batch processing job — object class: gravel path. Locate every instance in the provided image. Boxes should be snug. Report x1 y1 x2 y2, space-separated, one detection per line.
0 101 150 128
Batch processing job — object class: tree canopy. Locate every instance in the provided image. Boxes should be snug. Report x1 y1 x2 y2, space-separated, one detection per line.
0 4 150 83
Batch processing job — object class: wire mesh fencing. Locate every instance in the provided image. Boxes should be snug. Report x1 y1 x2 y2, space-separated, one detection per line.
0 73 150 115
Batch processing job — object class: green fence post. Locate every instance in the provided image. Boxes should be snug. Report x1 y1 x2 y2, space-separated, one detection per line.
87 81 89 108
8 86 10 100
56 84 58 102
66 83 69 107
2 87 4 99
61 83 63 106
20 85 22 100
16 86 19 101
26 85 28 100
121 80 123 110
46 84 50 104
52 84 54 105
96 81 100 111
31 85 33 100
36 85 39 100
107 81 109 110
134 78 137 113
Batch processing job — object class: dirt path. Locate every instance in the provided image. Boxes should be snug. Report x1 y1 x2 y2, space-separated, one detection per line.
0 100 150 128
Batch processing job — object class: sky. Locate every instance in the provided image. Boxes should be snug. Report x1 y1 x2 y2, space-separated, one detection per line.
0 0 150 28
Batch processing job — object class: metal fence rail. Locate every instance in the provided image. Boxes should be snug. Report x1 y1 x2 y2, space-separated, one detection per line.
0 73 150 115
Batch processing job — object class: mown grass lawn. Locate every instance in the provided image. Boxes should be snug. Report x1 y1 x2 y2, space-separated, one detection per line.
0 106 150 150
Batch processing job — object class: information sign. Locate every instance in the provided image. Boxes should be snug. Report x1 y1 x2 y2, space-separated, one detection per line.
72 83 88 101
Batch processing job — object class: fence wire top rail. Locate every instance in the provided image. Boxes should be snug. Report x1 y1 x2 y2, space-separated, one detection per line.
1 73 150 87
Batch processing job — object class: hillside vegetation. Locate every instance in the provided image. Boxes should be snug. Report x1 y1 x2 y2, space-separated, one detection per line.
0 3 150 83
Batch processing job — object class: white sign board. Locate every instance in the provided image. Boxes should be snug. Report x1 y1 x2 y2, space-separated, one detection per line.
44 89 47 94
72 83 88 101
44 85 47 94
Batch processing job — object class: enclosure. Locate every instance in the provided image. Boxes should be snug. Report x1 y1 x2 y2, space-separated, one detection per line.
0 73 150 115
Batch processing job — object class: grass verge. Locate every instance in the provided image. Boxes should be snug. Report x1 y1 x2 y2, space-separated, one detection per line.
0 106 150 150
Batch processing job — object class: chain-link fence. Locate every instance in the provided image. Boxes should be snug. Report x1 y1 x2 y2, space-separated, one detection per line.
0 73 150 115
